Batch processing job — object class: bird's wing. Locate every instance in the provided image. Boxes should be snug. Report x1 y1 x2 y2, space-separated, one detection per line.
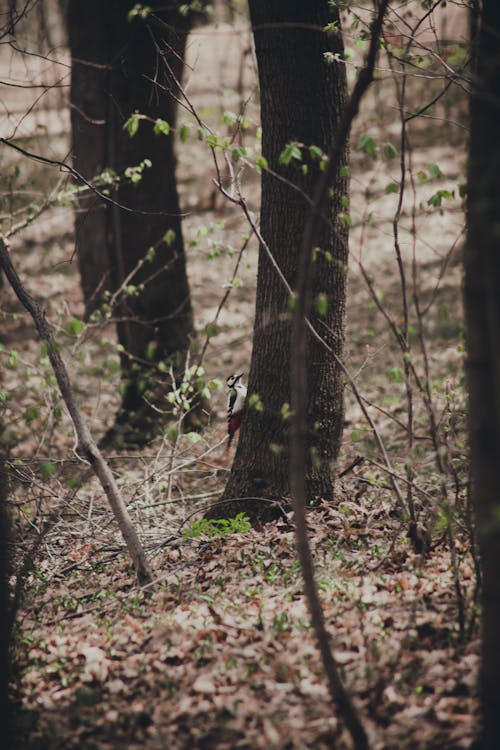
227 387 237 421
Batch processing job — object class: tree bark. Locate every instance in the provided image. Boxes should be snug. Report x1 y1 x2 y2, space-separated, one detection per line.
68 1 195 444
214 0 349 521
0 458 12 749
464 2 500 748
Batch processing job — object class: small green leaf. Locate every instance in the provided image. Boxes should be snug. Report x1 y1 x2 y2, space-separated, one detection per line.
256 155 268 173
41 461 57 479
384 142 398 159
428 163 444 180
67 316 85 337
355 134 377 159
164 228 176 246
279 142 302 166
179 124 189 142
248 393 264 412
385 182 399 194
25 405 40 423
386 366 404 383
232 146 247 162
280 402 292 421
153 118 171 136
123 112 141 138
427 189 454 208
205 322 220 337
315 293 328 318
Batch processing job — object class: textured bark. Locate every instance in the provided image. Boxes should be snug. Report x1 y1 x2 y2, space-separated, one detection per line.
464 3 500 748
68 1 195 442
213 0 349 521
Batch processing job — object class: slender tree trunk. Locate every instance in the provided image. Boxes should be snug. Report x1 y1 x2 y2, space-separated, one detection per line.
464 2 500 747
0 458 12 749
213 0 349 521
0 238 153 587
68 1 195 444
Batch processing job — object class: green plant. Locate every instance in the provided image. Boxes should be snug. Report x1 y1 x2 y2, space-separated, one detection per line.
182 512 251 540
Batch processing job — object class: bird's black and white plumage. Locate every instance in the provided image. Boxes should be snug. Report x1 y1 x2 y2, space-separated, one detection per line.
226 373 247 450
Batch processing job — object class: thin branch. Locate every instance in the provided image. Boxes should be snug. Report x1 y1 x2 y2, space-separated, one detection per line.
289 4 390 749
0 236 153 587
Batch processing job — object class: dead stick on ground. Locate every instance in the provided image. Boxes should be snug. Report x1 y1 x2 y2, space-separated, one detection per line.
0 236 153 587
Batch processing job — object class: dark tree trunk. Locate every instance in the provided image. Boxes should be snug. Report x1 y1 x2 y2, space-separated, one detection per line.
214 0 349 521
0 460 12 749
68 1 195 444
464 2 500 748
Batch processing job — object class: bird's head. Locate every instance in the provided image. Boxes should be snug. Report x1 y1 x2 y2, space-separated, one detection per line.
226 373 243 388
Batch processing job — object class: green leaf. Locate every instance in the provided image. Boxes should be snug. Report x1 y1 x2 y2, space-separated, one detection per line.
123 112 141 138
315 293 328 318
205 322 220 337
248 393 264 412
256 155 268 173
384 142 398 159
178 124 189 142
145 341 156 361
41 461 57 479
280 402 292 421
279 142 302 166
427 189 454 208
153 118 171 136
231 146 247 162
164 228 176 246
386 366 404 383
67 316 85 337
428 163 444 180
127 4 152 21
355 134 377 159
385 182 399 194
25 405 40 423
309 145 324 160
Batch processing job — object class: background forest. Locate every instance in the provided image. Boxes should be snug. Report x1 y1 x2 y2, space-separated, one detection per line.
0 1 493 749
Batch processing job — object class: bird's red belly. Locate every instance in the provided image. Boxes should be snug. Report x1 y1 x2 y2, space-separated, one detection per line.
228 412 242 435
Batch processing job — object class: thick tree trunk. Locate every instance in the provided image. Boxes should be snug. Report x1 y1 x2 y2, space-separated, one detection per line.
68 1 195 444
214 0 349 521
464 3 500 747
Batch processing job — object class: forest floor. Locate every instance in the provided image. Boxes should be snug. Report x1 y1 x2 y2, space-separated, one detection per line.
1 15 479 750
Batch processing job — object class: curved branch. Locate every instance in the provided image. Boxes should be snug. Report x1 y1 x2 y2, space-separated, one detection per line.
0 236 153 586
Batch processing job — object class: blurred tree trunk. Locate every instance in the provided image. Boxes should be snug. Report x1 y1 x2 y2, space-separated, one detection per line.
68 1 196 445
464 2 500 748
213 0 349 521
0 459 12 749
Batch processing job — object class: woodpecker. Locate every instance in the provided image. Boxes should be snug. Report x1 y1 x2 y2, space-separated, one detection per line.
226 373 247 450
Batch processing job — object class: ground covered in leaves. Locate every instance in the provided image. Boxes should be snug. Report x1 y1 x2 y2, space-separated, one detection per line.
2 7 479 749
14 491 479 750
